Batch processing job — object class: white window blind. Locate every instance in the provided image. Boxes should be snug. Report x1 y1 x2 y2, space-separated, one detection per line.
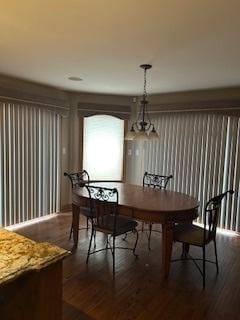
128 113 240 232
0 102 61 227
83 115 124 180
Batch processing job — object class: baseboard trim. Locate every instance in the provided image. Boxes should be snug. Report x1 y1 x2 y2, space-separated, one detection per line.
61 204 72 213
6 213 58 230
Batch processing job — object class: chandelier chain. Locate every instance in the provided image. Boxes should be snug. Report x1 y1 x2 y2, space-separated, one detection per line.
143 68 147 99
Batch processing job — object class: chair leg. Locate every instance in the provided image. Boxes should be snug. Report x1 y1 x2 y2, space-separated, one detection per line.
181 243 190 258
93 230 97 249
69 224 73 239
105 235 109 249
181 243 185 258
202 246 206 289
70 214 85 239
214 239 219 274
86 228 94 264
148 224 153 250
122 233 128 241
133 230 139 257
112 236 116 276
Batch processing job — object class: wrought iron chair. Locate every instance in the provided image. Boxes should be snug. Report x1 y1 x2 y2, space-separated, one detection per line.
64 170 91 239
172 190 234 288
142 172 173 250
86 185 139 275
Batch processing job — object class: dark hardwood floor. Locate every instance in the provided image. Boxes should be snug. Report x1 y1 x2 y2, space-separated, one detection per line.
15 213 240 320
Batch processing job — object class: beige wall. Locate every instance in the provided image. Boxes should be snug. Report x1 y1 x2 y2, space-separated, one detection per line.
60 117 71 209
148 87 240 116
1 74 240 209
0 74 69 110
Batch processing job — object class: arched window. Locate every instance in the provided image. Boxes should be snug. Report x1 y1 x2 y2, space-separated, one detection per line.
83 115 124 180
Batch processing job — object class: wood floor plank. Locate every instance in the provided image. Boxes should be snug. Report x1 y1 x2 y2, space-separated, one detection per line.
15 213 240 320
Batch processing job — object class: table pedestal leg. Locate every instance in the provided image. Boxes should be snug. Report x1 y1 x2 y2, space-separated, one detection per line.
72 204 80 247
162 222 174 278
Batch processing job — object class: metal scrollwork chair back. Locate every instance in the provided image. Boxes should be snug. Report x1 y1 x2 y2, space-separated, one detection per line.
203 191 234 243
64 170 90 188
85 185 139 275
173 190 234 288
143 172 173 189
87 186 119 232
142 172 173 250
64 170 91 239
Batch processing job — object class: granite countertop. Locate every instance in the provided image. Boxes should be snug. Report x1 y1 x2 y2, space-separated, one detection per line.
0 228 69 286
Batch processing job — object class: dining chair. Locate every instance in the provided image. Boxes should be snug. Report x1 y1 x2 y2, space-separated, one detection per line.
85 185 139 275
64 170 91 239
172 190 234 288
142 171 173 250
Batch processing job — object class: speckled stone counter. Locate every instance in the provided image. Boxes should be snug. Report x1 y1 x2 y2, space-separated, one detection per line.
0 228 68 286
0 228 69 320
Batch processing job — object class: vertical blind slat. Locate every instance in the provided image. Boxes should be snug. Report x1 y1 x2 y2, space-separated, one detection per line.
131 112 239 232
0 102 61 227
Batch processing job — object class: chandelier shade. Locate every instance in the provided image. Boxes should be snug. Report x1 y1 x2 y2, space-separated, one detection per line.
125 64 159 141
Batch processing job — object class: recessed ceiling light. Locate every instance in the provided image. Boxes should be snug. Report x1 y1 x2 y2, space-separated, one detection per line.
68 76 83 81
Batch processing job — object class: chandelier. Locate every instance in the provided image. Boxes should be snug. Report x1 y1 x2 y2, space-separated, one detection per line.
125 64 159 141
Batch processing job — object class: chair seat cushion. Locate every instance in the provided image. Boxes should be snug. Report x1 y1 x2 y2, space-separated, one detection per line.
93 215 138 236
173 223 210 246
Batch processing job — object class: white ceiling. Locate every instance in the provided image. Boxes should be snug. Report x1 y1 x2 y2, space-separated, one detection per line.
0 0 240 95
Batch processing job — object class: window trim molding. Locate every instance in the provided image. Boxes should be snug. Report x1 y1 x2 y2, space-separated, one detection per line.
80 114 126 182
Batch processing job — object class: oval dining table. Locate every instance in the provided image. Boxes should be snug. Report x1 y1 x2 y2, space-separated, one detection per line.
72 182 199 278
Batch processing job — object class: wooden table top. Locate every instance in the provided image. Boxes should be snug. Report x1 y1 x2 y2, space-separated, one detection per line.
73 182 199 223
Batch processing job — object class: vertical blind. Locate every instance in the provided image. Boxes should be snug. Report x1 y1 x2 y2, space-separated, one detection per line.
0 102 61 227
132 113 240 232
83 115 124 180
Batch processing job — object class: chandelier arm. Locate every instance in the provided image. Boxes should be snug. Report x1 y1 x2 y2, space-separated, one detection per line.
136 105 143 123
145 122 152 131
141 102 146 130
144 106 153 130
133 121 140 131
